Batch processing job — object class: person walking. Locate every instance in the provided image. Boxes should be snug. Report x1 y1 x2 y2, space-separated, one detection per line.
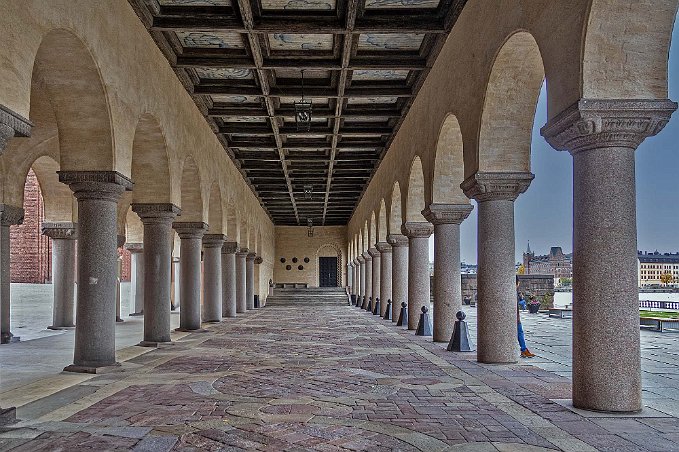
516 276 535 358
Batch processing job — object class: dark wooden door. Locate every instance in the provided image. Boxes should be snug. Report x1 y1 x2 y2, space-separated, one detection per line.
319 257 338 287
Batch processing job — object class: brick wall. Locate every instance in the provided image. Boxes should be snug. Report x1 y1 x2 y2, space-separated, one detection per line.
9 170 131 283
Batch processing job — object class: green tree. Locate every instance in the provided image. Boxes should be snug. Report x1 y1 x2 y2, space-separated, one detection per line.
660 272 673 286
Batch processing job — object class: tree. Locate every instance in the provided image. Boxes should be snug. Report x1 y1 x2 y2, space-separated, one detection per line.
660 272 673 286
517 264 526 275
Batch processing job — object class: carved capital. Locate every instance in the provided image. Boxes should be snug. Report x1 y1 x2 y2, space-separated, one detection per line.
541 98 678 154
222 241 238 254
173 221 208 239
41 222 77 239
386 234 409 247
59 171 133 202
401 221 433 238
356 255 366 264
203 234 226 248
362 251 372 262
254 256 263 265
125 242 143 253
236 247 249 257
246 252 257 261
461 172 533 202
132 203 181 223
367 247 379 258
375 242 392 254
422 203 473 225
0 204 24 226
0 104 32 154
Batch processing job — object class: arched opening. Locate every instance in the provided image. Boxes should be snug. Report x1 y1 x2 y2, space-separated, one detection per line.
377 199 387 243
369 211 376 249
178 156 204 223
207 182 224 234
478 32 545 173
389 181 402 235
432 114 468 205
225 201 239 243
131 114 173 204
405 156 426 222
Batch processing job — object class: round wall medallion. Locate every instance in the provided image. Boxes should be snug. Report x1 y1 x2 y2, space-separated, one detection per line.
298 265 304 271
280 257 286 263
286 265 291 270
304 257 310 263
292 257 298 263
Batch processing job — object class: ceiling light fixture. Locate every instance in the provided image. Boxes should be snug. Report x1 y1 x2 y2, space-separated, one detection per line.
294 69 312 131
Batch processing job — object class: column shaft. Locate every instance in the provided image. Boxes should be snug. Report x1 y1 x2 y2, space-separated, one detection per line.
126 244 144 316
376 243 392 317
42 223 78 329
235 250 247 313
358 257 366 301
246 253 255 309
174 222 207 331
222 242 238 317
369 248 380 303
363 253 372 309
402 223 433 330
388 235 408 322
203 235 225 322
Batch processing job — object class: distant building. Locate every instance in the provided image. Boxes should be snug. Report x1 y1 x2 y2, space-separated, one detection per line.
522 242 572 281
638 251 679 286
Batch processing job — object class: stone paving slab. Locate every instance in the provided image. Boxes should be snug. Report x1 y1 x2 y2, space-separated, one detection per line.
1 300 679 451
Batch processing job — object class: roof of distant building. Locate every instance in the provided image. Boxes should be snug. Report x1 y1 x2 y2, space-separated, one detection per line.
638 251 679 263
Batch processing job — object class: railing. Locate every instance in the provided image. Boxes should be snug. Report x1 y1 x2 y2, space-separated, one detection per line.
639 300 679 310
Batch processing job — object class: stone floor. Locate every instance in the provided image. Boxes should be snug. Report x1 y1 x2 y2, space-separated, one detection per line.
2 290 679 451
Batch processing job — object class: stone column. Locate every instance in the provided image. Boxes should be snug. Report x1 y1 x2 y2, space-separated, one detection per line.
369 247 380 304
362 251 373 310
115 235 125 323
173 222 208 332
357 255 366 304
246 252 256 309
541 99 677 412
402 223 433 330
125 243 144 316
254 256 263 306
387 234 408 322
222 241 238 317
59 171 132 371
0 205 24 343
235 248 248 313
132 203 180 347
353 259 359 298
462 172 533 364
42 222 77 330
376 242 392 317
423 204 473 342
203 234 225 322
347 262 353 293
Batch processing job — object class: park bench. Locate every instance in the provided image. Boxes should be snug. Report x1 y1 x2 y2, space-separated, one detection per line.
639 317 679 333
548 308 572 319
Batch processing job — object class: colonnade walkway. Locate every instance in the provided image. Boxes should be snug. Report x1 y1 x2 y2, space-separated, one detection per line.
2 295 679 451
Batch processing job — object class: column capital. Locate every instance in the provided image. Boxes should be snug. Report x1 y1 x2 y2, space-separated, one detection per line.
362 251 372 262
352 258 360 266
0 104 32 153
125 242 143 253
541 98 678 155
422 203 473 225
0 204 24 226
236 247 249 257
222 241 238 254
367 247 380 258
461 172 533 202
173 221 208 239
59 171 133 202
254 256 263 265
246 252 257 261
131 203 181 222
357 255 366 264
203 234 226 248
375 242 391 253
401 221 433 238
386 234 409 247
41 221 77 239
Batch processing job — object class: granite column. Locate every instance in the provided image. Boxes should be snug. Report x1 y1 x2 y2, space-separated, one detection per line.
42 222 77 330
0 205 24 343
173 222 208 331
362 251 373 310
357 255 366 305
246 252 256 309
222 241 238 317
402 223 433 330
387 234 408 322
235 248 248 313
376 242 392 317
369 247 380 306
126 243 144 316
203 234 225 322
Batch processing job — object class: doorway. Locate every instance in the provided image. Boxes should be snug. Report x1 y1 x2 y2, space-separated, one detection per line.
319 257 338 287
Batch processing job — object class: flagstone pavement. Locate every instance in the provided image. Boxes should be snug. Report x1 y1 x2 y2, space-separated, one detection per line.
2 298 679 451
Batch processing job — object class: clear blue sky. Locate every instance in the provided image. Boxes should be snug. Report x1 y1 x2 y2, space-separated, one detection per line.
433 12 679 264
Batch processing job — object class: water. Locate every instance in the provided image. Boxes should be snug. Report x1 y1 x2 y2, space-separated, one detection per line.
554 291 679 309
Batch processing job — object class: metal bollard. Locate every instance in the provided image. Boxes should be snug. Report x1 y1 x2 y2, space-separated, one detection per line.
366 296 373 312
415 306 433 336
383 299 392 320
351 294 357 306
373 297 381 315
447 310 474 352
357 296 363 308
396 302 408 327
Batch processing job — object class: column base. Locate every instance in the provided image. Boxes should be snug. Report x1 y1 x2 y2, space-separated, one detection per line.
174 327 209 333
137 340 175 348
129 311 144 317
0 333 19 344
116 317 125 323
0 407 17 426
63 362 122 374
202 320 221 324
48 325 75 330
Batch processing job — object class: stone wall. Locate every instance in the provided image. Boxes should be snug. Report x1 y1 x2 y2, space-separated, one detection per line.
274 226 347 287
459 274 554 304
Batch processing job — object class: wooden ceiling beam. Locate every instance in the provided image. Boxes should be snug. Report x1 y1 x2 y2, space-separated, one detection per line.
177 56 426 71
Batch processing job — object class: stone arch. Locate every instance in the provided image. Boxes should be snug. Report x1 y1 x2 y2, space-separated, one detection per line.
178 156 203 222
388 181 402 235
369 210 377 248
239 214 250 249
31 155 74 222
31 29 114 171
405 156 426 222
225 200 239 242
377 199 387 242
478 32 545 173
316 243 343 288
432 114 468 205
583 0 679 101
131 113 172 204
206 182 224 234
125 206 144 243
362 221 369 253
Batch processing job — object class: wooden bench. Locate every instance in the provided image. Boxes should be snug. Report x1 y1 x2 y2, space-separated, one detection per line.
639 317 679 332
549 308 573 319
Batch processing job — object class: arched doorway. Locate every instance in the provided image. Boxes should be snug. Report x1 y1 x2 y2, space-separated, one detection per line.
317 244 341 287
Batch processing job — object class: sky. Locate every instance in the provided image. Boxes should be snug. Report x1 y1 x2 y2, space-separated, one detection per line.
431 12 679 265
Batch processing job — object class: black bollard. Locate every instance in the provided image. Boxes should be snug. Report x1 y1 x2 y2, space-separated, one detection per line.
373 297 381 315
447 310 474 352
351 294 357 306
415 306 433 336
366 296 373 312
383 299 392 320
254 295 260 308
396 302 408 327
